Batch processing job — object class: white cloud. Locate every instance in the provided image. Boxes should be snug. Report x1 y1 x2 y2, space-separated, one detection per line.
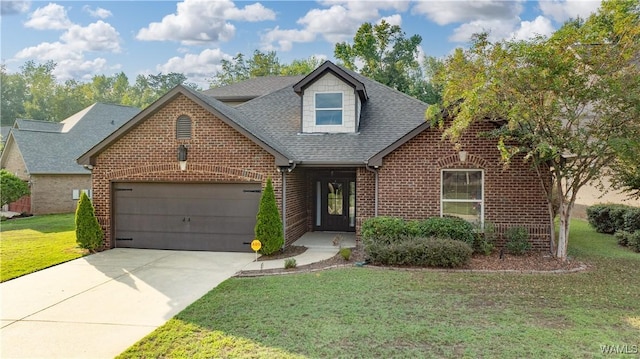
412 0 525 26
15 17 121 81
261 27 316 52
379 14 402 27
261 1 408 51
61 21 121 52
136 0 275 45
24 3 72 30
539 0 602 23
83 5 112 19
510 16 555 41
156 48 233 87
1 0 30 15
449 19 520 43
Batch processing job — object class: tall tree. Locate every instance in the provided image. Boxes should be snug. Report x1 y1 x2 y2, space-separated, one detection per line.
280 56 324 76
334 20 440 103
427 0 640 260
21 60 59 121
0 65 27 126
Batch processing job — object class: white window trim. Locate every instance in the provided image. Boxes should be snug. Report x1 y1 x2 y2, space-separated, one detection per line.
314 91 344 127
440 169 484 226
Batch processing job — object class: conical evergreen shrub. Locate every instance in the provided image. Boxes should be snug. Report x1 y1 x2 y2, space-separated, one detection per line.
75 192 104 252
255 177 283 255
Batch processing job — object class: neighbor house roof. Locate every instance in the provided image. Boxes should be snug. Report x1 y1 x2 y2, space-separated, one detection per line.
79 61 430 167
201 75 304 102
14 119 63 132
2 103 140 174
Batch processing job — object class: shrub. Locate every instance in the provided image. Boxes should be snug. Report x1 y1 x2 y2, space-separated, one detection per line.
474 222 496 255
364 236 472 268
361 217 407 242
75 192 103 252
505 226 531 255
628 232 640 253
284 258 297 269
339 248 351 261
255 177 284 255
409 217 476 246
614 230 631 247
623 207 640 233
0 169 30 207
586 204 633 234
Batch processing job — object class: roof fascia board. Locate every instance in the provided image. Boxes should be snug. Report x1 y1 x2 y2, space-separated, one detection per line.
368 121 431 167
77 86 184 165
293 61 368 102
183 90 292 166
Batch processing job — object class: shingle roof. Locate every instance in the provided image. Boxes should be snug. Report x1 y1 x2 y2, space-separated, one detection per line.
80 62 429 168
201 76 304 101
234 67 428 165
8 103 139 174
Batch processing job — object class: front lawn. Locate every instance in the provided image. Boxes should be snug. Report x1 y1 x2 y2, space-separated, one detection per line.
0 213 86 282
119 219 640 358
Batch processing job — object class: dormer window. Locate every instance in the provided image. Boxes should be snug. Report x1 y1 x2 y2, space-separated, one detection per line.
315 92 343 126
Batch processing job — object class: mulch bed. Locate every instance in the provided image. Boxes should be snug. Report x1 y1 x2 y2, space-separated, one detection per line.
257 245 307 261
236 245 587 277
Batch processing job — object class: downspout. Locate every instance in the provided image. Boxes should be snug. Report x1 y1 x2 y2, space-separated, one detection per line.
365 164 379 217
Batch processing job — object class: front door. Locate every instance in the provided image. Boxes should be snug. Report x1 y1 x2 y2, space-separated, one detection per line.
315 176 355 232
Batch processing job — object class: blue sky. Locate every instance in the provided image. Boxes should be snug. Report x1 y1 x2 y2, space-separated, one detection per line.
1 0 603 88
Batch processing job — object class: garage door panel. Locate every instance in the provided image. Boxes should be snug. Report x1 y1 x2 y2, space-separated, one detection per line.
113 182 262 252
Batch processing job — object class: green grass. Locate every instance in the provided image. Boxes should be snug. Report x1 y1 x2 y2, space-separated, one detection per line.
119 219 640 359
0 213 86 282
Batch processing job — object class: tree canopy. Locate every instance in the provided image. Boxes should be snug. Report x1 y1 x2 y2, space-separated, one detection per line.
209 50 323 87
427 0 640 260
334 20 442 104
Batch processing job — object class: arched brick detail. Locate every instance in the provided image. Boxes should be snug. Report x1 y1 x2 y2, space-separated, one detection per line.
436 153 488 169
105 163 265 182
188 163 265 181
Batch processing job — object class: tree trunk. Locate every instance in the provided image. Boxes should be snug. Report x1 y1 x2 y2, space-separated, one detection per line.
556 200 574 261
548 202 557 256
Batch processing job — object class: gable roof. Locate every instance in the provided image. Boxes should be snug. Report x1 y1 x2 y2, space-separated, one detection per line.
78 61 430 168
2 103 140 174
201 76 304 102
293 61 368 102
78 86 293 167
238 65 426 165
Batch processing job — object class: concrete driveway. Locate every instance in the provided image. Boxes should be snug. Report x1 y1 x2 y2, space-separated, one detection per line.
1 249 255 358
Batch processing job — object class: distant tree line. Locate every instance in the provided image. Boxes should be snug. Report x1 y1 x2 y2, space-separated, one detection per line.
0 61 196 126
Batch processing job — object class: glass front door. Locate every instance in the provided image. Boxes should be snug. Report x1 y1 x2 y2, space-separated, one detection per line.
315 176 355 231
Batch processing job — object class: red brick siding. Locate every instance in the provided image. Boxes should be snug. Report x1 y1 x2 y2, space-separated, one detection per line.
91 94 305 249
284 168 308 245
368 122 551 250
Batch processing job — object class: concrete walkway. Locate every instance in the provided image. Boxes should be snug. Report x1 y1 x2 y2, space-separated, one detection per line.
0 232 354 358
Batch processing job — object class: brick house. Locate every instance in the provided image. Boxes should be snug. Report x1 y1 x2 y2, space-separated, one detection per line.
78 61 551 252
0 103 139 214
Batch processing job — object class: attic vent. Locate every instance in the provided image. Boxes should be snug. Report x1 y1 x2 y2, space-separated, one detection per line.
176 115 192 139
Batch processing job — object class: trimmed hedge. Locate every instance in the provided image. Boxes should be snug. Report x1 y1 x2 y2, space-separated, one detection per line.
361 216 476 246
364 236 472 268
407 217 476 246
586 204 637 234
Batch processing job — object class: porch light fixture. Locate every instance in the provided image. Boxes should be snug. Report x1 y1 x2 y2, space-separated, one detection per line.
458 150 468 163
178 144 188 171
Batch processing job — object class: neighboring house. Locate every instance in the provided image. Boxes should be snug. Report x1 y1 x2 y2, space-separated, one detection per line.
78 61 550 252
0 103 140 214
